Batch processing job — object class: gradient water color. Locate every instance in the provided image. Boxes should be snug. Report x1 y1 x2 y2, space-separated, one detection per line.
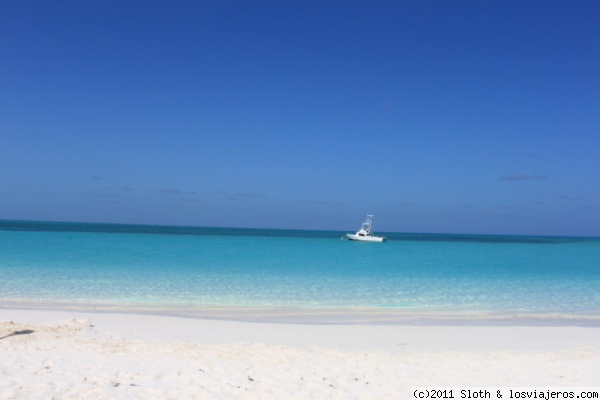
1 221 599 322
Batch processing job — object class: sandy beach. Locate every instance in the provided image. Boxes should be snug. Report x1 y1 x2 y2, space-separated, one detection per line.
1 309 599 399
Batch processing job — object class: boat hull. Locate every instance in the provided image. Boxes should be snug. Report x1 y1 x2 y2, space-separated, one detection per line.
345 234 386 242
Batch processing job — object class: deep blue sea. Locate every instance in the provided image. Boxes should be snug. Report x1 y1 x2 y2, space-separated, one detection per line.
1 221 599 322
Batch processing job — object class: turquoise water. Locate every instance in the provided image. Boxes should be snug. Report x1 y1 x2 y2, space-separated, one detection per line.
1 221 599 320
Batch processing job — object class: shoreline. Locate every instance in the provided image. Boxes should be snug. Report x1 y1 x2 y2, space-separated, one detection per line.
2 302 600 327
3 307 600 352
2 308 600 398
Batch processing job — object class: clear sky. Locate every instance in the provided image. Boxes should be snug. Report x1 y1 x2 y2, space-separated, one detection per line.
2 1 599 236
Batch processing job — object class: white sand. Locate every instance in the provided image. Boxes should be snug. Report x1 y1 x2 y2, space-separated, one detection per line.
2 309 600 399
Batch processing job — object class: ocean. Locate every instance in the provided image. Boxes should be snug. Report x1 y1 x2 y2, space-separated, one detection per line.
1 220 599 323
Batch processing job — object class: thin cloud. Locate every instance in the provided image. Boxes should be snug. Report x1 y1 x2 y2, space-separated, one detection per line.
500 174 548 181
216 191 265 199
299 200 343 206
559 195 583 201
161 189 181 195
180 198 202 203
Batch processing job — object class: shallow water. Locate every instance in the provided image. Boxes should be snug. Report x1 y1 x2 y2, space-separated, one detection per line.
1 221 599 320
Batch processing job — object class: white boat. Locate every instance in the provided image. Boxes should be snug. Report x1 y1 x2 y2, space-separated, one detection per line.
345 214 386 242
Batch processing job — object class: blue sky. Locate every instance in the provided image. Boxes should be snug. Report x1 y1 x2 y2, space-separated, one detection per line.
2 1 599 236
